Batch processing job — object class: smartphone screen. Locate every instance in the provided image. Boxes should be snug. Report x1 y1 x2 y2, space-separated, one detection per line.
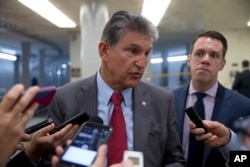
59 122 112 167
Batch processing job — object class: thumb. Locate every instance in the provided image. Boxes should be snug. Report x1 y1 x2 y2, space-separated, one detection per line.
91 145 107 167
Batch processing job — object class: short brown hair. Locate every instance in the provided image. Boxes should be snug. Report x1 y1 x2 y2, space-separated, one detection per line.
190 31 228 58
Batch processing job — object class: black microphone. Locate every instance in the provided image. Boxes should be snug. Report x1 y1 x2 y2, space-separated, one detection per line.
87 115 103 124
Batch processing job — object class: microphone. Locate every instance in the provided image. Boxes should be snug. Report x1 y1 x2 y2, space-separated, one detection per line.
87 115 103 124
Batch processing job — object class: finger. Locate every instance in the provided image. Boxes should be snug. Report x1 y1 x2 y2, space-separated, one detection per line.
203 135 217 143
16 142 25 150
19 103 39 126
189 121 196 128
0 84 24 111
35 123 56 137
55 145 65 156
190 128 206 135
55 124 79 145
20 133 32 142
203 120 221 130
92 145 107 167
66 124 79 139
66 140 72 145
196 132 213 141
50 124 74 145
51 155 60 167
11 86 40 116
110 159 133 167
122 159 133 167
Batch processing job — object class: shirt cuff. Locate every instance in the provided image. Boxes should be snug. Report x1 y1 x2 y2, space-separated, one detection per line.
218 129 246 160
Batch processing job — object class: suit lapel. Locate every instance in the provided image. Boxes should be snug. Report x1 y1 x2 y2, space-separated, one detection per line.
203 84 232 165
174 84 189 142
211 84 232 123
133 83 151 152
78 75 98 117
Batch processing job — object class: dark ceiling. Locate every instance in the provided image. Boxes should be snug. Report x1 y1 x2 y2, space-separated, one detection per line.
0 0 249 57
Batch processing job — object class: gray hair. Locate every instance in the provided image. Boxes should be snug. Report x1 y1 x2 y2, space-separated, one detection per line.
101 10 159 47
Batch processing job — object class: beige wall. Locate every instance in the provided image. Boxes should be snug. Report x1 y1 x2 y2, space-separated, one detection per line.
218 29 250 88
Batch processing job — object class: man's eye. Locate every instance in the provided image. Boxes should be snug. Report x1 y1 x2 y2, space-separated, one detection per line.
211 53 219 58
130 49 138 54
145 52 150 57
195 52 203 57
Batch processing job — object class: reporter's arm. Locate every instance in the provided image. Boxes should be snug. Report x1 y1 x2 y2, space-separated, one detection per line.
0 84 39 167
190 120 245 160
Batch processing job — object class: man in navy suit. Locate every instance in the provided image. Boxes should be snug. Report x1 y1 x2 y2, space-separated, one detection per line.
232 60 250 99
172 31 250 167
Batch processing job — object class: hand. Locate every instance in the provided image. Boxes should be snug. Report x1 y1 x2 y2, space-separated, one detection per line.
24 123 79 163
110 159 133 167
51 144 106 167
190 120 231 147
0 84 39 166
51 144 133 167
12 133 32 155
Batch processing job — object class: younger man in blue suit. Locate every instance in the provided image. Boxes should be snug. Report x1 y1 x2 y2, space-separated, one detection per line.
172 31 250 167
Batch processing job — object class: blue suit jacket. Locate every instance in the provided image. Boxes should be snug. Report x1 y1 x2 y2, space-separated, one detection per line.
173 83 250 167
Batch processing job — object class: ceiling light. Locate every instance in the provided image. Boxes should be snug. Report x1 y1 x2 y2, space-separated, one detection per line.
141 0 171 26
150 58 163 64
247 21 250 27
0 48 16 55
61 64 67 69
18 0 76 28
0 53 17 61
167 55 187 62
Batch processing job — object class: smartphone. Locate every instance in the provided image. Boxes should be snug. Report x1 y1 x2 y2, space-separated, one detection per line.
25 117 53 134
185 106 207 132
22 86 57 107
123 150 144 167
49 112 90 134
58 122 113 167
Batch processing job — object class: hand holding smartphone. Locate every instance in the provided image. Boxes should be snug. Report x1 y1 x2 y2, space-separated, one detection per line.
58 121 112 167
185 106 207 132
25 118 53 134
22 85 57 107
49 112 90 134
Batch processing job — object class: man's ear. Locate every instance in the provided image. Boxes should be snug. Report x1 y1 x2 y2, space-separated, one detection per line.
98 41 109 60
220 59 226 71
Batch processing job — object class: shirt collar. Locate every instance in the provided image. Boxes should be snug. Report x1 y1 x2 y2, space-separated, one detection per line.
189 81 218 98
97 70 132 106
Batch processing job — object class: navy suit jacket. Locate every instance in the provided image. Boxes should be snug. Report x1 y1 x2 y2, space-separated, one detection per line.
173 83 250 167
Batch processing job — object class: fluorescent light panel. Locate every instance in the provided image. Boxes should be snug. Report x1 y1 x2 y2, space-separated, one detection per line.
141 0 171 26
0 48 16 55
0 53 17 61
150 58 163 64
18 0 76 28
167 55 187 62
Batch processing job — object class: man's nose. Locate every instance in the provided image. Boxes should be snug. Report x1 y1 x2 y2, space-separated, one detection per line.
201 54 210 64
135 55 148 68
